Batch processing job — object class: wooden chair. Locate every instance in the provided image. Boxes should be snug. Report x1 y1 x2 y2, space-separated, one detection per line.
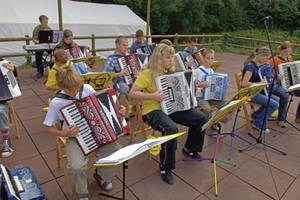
8 101 20 139
235 72 256 130
128 102 154 143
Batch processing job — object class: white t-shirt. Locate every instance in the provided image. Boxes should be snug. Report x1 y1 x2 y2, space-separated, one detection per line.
195 65 214 83
194 65 214 97
43 84 95 129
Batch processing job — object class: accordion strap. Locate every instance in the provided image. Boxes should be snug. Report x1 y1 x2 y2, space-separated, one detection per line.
55 85 84 100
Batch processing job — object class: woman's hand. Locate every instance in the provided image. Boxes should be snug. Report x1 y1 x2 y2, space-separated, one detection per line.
152 91 164 102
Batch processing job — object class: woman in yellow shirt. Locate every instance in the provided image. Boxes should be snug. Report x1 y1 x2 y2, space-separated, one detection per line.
129 44 207 185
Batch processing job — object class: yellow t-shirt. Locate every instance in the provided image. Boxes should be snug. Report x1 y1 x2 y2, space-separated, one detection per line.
134 68 161 115
45 64 59 89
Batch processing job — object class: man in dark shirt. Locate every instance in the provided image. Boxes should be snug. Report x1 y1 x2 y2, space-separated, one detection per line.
32 15 51 80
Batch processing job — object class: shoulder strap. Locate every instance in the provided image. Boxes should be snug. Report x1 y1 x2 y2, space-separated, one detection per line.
54 85 84 100
199 67 209 75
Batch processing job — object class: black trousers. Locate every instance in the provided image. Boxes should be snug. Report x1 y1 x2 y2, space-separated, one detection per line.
143 109 207 170
35 51 44 74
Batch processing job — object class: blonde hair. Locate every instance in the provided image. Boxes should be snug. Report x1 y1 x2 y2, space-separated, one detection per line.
144 43 176 76
54 49 68 64
200 48 215 57
56 64 83 91
246 46 270 61
278 41 292 51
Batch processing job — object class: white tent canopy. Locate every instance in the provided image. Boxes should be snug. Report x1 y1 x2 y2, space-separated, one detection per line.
0 0 147 64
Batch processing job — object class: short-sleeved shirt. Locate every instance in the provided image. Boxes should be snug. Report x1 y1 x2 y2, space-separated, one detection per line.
45 61 73 89
269 55 293 71
32 24 52 41
195 66 214 83
242 61 261 83
103 51 125 84
43 84 95 130
130 40 147 54
183 47 198 54
194 65 214 97
134 68 161 115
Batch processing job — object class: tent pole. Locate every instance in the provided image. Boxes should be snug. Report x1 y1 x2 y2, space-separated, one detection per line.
58 0 63 31
146 0 151 43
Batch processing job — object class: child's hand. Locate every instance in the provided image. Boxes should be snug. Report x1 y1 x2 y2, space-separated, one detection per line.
62 125 79 137
185 61 193 69
120 68 129 76
152 91 164 102
119 105 127 116
198 80 209 88
277 74 283 82
3 63 15 71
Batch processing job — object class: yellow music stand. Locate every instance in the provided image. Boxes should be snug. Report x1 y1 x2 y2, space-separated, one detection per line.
81 72 115 90
70 55 105 68
94 131 186 200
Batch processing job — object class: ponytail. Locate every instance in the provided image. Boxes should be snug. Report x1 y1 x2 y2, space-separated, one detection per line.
56 64 83 91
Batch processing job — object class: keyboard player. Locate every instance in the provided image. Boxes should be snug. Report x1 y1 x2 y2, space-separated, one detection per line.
32 15 52 80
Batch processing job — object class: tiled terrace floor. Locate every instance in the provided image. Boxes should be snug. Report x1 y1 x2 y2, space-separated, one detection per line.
2 53 300 200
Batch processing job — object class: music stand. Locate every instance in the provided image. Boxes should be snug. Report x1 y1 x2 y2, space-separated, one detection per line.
208 82 268 160
199 97 249 196
94 131 186 200
284 84 300 132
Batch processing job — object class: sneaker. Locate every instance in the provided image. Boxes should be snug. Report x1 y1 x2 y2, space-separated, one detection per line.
278 121 286 128
182 147 202 160
211 123 220 131
252 124 270 134
93 171 113 191
33 72 43 81
1 139 14 158
160 169 174 185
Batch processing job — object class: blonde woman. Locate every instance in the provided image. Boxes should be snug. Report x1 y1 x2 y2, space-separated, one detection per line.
129 44 207 185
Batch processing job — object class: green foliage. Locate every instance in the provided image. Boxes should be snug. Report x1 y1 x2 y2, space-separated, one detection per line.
76 0 300 36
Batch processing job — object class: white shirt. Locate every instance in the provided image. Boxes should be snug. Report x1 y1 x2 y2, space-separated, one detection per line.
43 84 95 129
195 65 214 83
194 65 214 97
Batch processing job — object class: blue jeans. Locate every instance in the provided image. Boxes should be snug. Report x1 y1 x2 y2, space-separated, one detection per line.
251 93 279 129
272 86 289 121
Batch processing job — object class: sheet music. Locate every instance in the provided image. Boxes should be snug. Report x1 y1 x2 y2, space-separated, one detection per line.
95 132 185 165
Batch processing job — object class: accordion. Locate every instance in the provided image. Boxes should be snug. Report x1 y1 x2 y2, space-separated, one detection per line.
0 165 46 200
203 73 228 101
60 88 128 155
136 43 156 55
155 70 197 115
175 52 200 72
0 61 21 102
278 60 300 90
117 54 141 85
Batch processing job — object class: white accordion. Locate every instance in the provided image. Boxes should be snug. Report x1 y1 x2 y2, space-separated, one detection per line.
0 61 21 101
175 52 200 72
155 70 197 115
203 73 228 101
278 60 300 90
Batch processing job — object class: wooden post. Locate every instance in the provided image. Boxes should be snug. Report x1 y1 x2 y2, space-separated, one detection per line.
25 35 32 64
91 34 96 56
58 0 63 31
146 0 151 43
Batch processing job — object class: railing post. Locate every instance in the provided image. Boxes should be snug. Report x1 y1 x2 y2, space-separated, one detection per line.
223 33 229 48
25 35 32 64
91 34 96 56
174 33 179 50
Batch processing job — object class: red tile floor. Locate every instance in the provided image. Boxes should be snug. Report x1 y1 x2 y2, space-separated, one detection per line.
2 52 300 200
